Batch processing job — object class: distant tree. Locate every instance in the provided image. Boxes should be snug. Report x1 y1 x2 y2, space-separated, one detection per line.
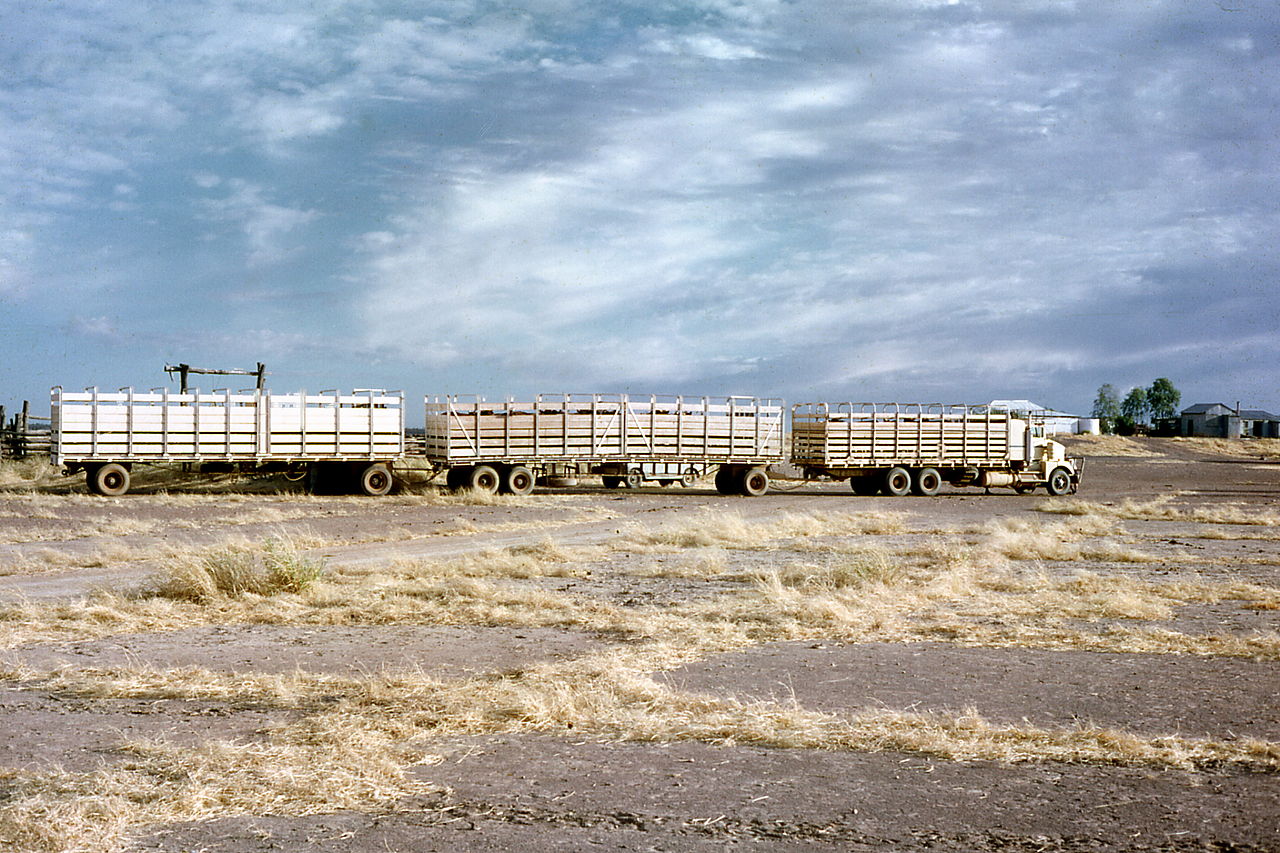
1121 387 1149 426
1146 377 1181 420
1091 384 1121 433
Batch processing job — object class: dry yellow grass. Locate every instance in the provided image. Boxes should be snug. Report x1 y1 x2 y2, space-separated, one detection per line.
3 502 1279 851
754 546 905 593
1169 437 1280 460
3 515 1276 659
624 549 733 579
679 530 1280 660
0 711 438 852
979 517 1159 563
0 459 74 491
150 538 327 602
619 508 907 551
1037 496 1280 526
8 638 1278 852
1188 526 1280 541
357 539 601 582
25 651 1280 774
1059 435 1164 457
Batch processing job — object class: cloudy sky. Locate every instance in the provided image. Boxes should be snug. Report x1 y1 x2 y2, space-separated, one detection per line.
3 0 1277 421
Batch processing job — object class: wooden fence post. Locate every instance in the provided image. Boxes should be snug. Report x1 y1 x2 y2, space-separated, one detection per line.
18 401 29 458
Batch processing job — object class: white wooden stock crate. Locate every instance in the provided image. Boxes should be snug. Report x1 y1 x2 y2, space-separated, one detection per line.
791 403 1015 467
52 388 404 463
423 394 785 464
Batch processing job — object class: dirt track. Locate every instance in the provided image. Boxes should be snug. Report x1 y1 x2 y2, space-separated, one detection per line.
0 437 1278 851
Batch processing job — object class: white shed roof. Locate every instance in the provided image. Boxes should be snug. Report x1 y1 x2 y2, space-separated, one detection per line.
987 400 1080 418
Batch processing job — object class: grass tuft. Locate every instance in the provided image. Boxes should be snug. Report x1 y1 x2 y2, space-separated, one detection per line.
0 458 70 491
151 538 326 602
1037 496 1280 527
621 509 907 551
756 547 906 593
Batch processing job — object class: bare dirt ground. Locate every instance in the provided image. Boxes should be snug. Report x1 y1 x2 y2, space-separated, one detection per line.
0 437 1277 851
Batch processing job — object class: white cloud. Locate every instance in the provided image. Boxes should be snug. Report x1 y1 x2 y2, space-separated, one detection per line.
0 228 35 296
3 0 1279 414
236 89 346 144
648 34 762 61
198 180 318 267
69 315 119 338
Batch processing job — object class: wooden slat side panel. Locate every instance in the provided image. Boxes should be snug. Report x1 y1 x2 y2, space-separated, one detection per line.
423 396 784 463
51 390 404 462
791 407 1013 467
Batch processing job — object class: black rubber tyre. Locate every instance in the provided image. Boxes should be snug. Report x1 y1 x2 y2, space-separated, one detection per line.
679 467 698 488
658 479 675 487
1013 483 1037 495
624 469 643 489
88 463 130 497
468 465 500 494
739 466 769 497
502 465 535 496
1046 467 1072 496
602 476 624 489
714 466 739 495
883 467 911 497
358 463 394 497
850 476 880 496
912 467 941 497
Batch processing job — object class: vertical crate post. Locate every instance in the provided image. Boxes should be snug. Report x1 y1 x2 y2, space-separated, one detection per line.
257 389 268 458
223 388 232 459
89 387 99 458
676 396 683 456
160 387 170 459
124 388 135 458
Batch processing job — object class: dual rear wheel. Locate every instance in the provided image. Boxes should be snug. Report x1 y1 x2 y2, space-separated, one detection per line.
850 466 941 497
445 464 534 496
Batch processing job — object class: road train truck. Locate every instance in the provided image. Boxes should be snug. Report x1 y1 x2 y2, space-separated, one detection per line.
790 402 1081 496
49 386 1079 497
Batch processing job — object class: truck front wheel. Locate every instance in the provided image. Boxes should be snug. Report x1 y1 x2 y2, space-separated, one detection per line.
1046 467 1072 496
88 463 131 497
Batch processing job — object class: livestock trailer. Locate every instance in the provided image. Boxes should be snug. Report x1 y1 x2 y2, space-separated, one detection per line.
52 387 405 495
791 402 1082 495
423 394 786 495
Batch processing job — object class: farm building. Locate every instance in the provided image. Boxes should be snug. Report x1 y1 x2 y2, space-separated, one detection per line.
1164 403 1280 438
985 400 1086 435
